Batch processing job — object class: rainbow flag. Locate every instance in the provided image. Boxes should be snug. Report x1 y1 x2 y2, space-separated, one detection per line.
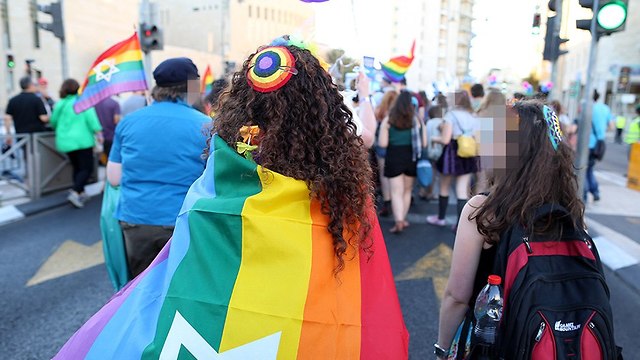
381 40 416 83
73 33 148 113
201 65 214 95
55 135 409 359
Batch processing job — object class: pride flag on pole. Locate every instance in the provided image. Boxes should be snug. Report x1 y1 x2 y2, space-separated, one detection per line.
201 65 214 95
73 33 148 113
380 40 416 83
55 135 409 359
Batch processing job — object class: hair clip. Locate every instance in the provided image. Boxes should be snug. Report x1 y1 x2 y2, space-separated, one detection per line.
247 46 297 93
236 125 260 161
542 105 563 151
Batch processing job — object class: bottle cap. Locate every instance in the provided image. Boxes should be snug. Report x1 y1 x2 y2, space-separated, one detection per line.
488 275 502 285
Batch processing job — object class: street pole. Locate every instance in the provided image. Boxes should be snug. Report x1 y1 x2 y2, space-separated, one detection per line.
575 0 599 199
59 0 68 79
140 0 152 89
549 0 563 100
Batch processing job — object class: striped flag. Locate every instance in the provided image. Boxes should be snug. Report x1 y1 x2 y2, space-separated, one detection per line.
201 65 214 95
73 34 148 113
381 40 416 83
54 135 409 359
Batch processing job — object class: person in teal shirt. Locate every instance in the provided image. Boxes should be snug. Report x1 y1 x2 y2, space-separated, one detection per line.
50 79 103 208
584 90 613 202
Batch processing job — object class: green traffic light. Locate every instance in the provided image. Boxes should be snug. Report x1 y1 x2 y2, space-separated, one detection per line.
597 1 627 30
7 61 15 68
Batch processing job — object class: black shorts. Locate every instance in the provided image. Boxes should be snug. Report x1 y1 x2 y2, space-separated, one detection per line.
384 145 416 177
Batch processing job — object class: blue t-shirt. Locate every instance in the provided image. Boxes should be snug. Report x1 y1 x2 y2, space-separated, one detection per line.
110 101 211 226
589 103 612 149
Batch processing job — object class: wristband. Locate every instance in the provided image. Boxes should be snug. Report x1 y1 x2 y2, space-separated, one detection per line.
434 343 448 359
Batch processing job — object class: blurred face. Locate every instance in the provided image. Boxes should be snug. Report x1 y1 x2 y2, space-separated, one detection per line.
38 83 48 94
186 79 201 105
477 105 520 177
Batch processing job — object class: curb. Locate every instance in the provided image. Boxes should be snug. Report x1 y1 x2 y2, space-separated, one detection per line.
0 181 104 226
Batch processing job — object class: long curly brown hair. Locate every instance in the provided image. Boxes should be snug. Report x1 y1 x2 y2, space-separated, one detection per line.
211 44 374 272
471 100 584 243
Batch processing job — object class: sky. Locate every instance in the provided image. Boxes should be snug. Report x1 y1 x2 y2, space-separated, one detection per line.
311 0 543 81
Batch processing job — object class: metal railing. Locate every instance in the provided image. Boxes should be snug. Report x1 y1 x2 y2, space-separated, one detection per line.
1 131 97 202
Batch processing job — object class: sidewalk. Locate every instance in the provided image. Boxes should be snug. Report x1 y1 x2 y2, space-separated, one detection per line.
0 169 105 226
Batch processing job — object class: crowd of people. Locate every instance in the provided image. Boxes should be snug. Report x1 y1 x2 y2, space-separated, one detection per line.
2 34 637 359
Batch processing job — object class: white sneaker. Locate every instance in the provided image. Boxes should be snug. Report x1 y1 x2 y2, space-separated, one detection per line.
67 191 84 208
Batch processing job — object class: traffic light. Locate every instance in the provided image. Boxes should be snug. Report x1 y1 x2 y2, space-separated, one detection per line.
139 23 163 52
7 54 15 69
576 0 628 39
38 1 65 40
543 16 569 61
532 13 541 35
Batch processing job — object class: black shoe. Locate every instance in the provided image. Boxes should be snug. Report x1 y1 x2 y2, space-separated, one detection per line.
594 194 600 202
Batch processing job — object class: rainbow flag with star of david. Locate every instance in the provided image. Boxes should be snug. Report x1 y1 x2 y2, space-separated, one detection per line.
73 33 148 113
54 135 409 359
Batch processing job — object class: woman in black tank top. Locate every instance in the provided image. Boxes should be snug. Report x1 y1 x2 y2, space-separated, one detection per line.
434 101 584 358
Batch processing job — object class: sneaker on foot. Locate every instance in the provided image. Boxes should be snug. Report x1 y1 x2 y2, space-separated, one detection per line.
593 194 600 202
67 191 84 208
426 215 446 227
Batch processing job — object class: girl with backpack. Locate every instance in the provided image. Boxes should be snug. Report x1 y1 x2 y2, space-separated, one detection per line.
435 100 621 359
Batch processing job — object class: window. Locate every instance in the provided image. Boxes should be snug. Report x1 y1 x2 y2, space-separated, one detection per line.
257 7 260 19
248 5 252 17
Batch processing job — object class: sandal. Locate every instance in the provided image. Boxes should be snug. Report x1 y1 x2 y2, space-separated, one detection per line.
390 221 405 234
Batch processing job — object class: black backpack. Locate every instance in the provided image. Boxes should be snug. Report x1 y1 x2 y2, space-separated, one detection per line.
492 204 622 359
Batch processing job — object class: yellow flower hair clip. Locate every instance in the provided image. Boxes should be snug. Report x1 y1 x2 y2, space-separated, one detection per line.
236 125 261 161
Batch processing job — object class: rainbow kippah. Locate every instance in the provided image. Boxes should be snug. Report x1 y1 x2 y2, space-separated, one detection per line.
247 46 297 93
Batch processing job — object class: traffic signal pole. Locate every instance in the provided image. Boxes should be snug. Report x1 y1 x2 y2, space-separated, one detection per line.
140 0 153 89
549 0 563 100
575 0 600 199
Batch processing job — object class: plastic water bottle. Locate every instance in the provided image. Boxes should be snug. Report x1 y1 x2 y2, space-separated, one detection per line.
473 275 504 358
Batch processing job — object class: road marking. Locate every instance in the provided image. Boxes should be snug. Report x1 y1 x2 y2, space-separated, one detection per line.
395 243 452 302
592 236 639 271
26 240 104 287
0 204 25 226
587 217 640 271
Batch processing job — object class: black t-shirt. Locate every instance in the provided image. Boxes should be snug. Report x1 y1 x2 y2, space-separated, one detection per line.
6 92 48 133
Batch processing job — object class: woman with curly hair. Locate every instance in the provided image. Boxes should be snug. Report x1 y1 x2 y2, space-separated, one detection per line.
54 37 408 359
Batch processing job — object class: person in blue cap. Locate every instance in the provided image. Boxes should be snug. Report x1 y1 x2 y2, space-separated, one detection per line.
106 57 211 278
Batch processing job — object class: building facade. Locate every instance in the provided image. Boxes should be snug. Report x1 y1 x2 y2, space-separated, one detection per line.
0 0 313 112
546 0 640 120
389 0 474 91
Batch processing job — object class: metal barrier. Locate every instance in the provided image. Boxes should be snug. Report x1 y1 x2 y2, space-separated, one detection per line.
0 132 97 201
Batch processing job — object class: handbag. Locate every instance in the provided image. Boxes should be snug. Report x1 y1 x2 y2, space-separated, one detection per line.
591 121 606 161
447 310 475 360
416 159 433 187
450 112 477 158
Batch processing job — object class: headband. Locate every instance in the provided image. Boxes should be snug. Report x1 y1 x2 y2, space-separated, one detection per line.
247 46 298 93
542 105 564 151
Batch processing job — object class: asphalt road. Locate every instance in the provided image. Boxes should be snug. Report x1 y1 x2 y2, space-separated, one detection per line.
1 194 639 359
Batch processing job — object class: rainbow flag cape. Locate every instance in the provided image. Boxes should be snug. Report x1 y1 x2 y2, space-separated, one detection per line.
380 40 416 83
74 33 148 113
55 135 409 359
201 65 214 95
